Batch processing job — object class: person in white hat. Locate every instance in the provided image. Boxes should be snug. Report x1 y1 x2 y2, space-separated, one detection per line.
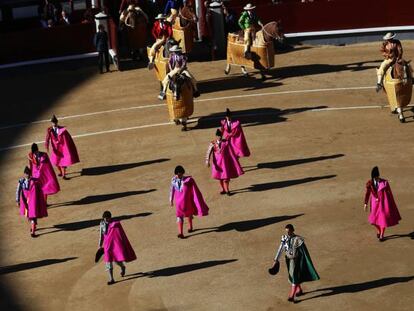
238 3 263 58
148 14 173 69
159 45 200 101
376 32 403 92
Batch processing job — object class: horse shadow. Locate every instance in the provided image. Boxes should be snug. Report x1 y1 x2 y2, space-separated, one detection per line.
198 75 283 94
297 276 414 302
190 106 327 131
189 214 303 237
0 257 77 275
244 154 345 172
49 189 156 208
231 175 336 194
38 212 152 235
268 60 382 80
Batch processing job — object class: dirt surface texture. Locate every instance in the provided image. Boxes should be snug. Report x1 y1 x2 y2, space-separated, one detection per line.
0 41 413 311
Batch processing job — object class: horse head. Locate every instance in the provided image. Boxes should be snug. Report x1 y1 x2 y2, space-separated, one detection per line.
169 72 189 100
261 20 285 43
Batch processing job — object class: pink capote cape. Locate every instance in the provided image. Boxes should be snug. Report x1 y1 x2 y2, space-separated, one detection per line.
365 179 401 228
19 178 48 219
221 119 250 158
45 126 80 167
104 221 137 263
171 176 209 218
29 152 60 195
211 140 244 180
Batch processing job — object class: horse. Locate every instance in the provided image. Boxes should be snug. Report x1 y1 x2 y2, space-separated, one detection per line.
166 72 194 131
225 21 284 80
119 6 148 60
171 4 197 53
383 59 413 123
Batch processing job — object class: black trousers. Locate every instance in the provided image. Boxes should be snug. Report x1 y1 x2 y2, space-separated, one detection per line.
98 50 110 72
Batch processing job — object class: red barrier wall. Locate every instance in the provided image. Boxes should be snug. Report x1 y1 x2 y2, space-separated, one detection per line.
0 22 96 64
229 0 414 33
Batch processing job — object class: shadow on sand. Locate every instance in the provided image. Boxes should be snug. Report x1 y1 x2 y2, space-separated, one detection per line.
38 212 152 235
298 276 414 302
50 189 156 208
244 154 344 172
80 158 170 176
191 106 327 131
232 175 336 194
120 259 238 282
189 214 303 237
0 257 77 275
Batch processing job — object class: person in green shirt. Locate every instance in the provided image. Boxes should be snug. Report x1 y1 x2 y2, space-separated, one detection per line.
238 3 263 58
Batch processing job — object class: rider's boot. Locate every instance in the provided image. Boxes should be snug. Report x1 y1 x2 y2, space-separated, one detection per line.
158 91 166 100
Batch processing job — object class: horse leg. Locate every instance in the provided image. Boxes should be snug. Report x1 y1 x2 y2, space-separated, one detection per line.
397 107 405 123
260 70 267 81
241 66 248 77
224 64 231 75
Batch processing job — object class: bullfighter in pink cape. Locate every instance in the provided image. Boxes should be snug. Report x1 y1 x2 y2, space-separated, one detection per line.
28 143 60 204
220 108 250 158
45 115 80 180
206 129 244 196
169 165 209 239
98 211 137 285
364 166 401 241
15 167 48 237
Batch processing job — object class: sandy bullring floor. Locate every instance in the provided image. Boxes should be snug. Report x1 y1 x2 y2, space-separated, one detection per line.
0 41 413 311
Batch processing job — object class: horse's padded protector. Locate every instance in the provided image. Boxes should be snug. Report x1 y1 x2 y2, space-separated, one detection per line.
147 46 169 82
172 18 194 54
226 33 274 70
382 64 413 110
166 82 194 120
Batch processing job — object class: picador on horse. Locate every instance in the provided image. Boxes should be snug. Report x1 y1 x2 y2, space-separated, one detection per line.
376 32 413 123
148 14 173 70
238 3 263 58
376 32 404 92
158 45 200 100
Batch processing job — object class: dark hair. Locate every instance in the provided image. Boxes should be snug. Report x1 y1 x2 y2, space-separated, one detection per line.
216 129 223 137
174 165 185 175
371 166 380 179
31 143 39 153
225 108 231 117
102 211 112 219
285 224 295 232
51 115 58 124
24 166 31 176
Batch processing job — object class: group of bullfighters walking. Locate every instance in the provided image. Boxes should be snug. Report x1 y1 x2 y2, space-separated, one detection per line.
14 2 406 301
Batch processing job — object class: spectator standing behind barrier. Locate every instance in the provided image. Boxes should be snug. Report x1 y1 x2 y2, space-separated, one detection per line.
59 10 71 25
94 25 110 74
38 0 57 28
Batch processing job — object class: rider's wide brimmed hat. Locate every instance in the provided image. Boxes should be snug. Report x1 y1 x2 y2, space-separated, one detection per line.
383 32 396 40
155 13 166 20
169 45 182 53
244 3 256 10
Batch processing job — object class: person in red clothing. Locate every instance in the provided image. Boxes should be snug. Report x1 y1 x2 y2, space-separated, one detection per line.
148 13 173 69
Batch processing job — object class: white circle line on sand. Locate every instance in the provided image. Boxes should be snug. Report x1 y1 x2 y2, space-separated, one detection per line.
0 85 376 131
2 102 410 152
